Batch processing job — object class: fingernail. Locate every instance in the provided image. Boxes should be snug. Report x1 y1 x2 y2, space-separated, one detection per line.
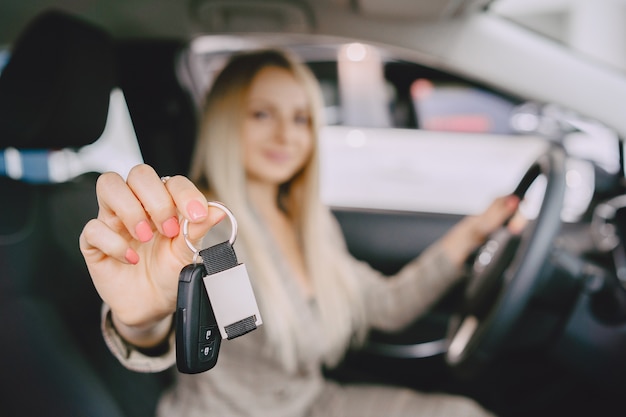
187 200 208 221
135 220 153 242
125 248 139 265
506 195 519 209
162 216 180 238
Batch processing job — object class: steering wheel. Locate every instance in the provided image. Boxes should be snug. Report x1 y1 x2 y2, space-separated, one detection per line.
445 144 567 375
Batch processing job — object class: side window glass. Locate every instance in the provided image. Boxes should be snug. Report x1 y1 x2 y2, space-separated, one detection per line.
319 53 545 216
383 61 522 133
307 61 341 125
411 80 517 134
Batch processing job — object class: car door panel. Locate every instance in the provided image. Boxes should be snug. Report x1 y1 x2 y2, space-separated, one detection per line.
333 207 462 275
332 207 465 354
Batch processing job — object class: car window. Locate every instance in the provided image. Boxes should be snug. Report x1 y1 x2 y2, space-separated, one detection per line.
182 35 614 219
410 80 517 134
318 126 548 215
381 60 523 134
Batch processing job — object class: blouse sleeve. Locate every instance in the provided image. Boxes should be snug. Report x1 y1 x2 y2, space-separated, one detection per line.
101 303 176 373
350 239 465 332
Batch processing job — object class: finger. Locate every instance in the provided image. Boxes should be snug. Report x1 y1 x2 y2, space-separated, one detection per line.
186 205 227 245
79 218 139 265
160 174 209 223
508 211 528 234
96 171 156 243
126 164 180 239
473 195 520 239
157 175 226 260
499 194 520 224
488 195 519 223
169 205 226 264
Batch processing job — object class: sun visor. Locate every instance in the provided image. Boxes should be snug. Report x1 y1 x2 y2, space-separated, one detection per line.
193 0 315 33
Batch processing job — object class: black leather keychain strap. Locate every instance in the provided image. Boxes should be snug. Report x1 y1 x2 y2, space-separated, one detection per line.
199 241 238 275
199 241 257 339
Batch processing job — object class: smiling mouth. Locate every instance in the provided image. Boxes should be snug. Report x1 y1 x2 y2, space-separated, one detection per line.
265 150 291 163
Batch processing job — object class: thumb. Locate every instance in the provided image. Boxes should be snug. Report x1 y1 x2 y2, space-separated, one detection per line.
174 205 227 261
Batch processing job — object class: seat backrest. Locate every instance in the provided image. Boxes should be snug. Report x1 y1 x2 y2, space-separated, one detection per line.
0 9 171 417
117 39 198 176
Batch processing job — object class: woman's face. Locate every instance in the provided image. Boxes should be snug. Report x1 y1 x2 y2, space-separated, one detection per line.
242 66 314 187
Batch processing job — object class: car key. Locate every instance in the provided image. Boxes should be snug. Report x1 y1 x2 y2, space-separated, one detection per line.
175 201 262 374
176 262 222 373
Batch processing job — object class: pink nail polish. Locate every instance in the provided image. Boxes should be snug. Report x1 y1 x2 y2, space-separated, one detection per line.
162 216 180 238
506 195 519 210
187 200 208 221
135 220 153 242
125 248 139 265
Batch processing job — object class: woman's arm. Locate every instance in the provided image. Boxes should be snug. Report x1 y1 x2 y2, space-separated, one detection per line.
356 195 519 332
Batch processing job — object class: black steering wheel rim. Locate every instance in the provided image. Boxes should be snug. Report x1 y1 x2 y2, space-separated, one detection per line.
445 144 567 374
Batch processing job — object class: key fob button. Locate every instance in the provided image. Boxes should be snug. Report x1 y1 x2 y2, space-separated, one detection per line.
198 341 216 362
199 326 216 342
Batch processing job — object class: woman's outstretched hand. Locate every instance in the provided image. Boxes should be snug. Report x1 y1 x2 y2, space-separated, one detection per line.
79 164 225 347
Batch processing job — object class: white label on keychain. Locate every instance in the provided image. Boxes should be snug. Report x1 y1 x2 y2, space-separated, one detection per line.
203 263 263 340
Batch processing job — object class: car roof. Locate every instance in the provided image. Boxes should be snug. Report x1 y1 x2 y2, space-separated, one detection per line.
0 0 493 42
1 0 625 138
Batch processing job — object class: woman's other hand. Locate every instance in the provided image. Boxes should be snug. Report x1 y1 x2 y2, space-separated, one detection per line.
440 195 520 268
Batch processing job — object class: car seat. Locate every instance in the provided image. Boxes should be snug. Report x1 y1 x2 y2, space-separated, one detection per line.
117 39 198 177
0 9 172 417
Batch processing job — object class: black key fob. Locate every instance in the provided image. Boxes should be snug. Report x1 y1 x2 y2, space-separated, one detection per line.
174 201 262 374
175 263 221 374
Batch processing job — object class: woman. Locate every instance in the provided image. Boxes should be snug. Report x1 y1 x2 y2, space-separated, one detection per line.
79 49 518 416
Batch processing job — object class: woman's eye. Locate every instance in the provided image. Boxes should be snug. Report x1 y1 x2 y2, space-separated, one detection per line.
252 110 270 120
295 114 310 125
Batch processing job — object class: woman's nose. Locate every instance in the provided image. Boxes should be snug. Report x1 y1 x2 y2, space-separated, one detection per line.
275 117 294 142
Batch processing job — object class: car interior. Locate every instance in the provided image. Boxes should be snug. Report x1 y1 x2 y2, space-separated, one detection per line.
0 10 175 417
2 3 626 417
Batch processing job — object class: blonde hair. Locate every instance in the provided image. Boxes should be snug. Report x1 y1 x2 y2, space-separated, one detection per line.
189 49 366 372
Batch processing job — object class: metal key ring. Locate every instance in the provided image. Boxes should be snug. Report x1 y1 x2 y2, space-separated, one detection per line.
182 201 238 262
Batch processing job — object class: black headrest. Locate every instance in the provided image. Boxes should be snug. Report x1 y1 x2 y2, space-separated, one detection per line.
0 9 115 149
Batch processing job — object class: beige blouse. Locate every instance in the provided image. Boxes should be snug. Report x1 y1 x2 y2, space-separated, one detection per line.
102 218 467 417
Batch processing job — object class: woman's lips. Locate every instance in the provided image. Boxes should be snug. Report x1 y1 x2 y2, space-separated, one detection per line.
264 150 291 163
